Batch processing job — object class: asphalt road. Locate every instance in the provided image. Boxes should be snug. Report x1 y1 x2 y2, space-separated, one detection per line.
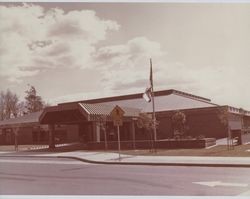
0 157 250 196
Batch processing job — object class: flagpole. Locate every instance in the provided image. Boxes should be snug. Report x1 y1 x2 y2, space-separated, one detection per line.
150 58 157 141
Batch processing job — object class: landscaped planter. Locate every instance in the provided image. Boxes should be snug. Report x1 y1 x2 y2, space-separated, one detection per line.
156 138 216 149
86 138 216 150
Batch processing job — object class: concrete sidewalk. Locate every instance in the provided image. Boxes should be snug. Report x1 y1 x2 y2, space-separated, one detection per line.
1 150 250 168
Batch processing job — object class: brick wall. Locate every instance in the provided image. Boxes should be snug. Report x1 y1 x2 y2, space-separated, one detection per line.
156 107 228 139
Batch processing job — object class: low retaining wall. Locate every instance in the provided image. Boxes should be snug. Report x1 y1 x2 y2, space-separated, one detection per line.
86 138 216 150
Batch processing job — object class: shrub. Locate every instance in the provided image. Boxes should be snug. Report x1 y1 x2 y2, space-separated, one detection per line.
172 110 187 139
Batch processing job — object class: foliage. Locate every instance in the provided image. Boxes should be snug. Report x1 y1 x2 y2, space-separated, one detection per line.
25 85 44 113
217 107 229 127
0 86 46 120
0 90 20 120
217 106 235 150
136 113 159 151
136 113 159 131
172 110 187 139
195 134 205 140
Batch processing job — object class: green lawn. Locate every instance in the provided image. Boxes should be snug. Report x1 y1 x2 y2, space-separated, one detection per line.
1 143 249 157
120 144 250 157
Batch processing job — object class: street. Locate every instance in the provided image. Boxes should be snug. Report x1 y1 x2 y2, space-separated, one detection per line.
0 157 250 196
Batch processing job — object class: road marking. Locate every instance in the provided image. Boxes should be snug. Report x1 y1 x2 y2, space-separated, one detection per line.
238 189 250 196
193 181 248 187
0 159 90 165
205 145 217 149
0 151 12 154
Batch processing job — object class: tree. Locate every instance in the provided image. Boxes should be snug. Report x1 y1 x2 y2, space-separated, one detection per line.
96 115 108 150
172 110 187 139
0 90 20 120
0 91 5 120
217 106 233 150
6 90 19 118
137 113 159 151
17 101 26 116
25 85 44 113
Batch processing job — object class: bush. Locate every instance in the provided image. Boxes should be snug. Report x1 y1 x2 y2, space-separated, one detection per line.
172 111 187 138
196 134 205 140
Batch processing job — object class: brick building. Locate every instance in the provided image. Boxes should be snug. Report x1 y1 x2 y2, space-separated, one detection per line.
0 89 250 146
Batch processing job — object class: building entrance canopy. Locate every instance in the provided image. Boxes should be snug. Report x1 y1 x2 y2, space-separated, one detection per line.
39 103 141 125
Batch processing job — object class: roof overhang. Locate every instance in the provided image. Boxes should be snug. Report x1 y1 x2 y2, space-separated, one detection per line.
39 103 86 125
0 122 39 129
39 103 141 125
0 103 141 128
0 111 42 129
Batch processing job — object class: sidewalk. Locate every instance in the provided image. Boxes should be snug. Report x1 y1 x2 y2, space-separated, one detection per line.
1 150 250 168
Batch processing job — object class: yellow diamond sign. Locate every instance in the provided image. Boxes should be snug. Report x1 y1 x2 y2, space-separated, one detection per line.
110 105 125 126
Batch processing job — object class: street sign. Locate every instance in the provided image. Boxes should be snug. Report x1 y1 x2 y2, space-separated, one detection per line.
113 119 123 126
110 105 125 120
110 105 125 161
110 105 125 126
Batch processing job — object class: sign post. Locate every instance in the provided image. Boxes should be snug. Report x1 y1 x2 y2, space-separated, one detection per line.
117 125 121 160
110 105 125 161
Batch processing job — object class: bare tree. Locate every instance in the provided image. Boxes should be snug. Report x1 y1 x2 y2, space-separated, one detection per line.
0 90 20 120
17 101 26 116
7 90 19 118
0 91 5 120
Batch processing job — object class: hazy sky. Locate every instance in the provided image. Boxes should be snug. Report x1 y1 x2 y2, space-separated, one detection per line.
0 2 249 109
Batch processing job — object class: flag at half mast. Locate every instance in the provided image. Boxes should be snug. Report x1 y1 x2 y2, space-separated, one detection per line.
143 59 153 102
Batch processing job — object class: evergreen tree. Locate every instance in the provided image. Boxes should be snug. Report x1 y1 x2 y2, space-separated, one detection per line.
25 85 44 113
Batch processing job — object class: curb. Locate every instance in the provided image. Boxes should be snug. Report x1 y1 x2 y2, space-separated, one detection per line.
58 156 250 168
1 154 250 168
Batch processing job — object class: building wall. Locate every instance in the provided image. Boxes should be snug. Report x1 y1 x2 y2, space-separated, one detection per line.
156 107 228 139
18 127 33 144
66 125 79 142
243 116 250 130
0 124 80 145
0 128 14 145
78 122 94 142
75 107 231 142
0 127 34 145
2 107 248 145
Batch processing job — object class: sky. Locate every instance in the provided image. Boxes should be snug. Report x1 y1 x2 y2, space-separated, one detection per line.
0 2 250 109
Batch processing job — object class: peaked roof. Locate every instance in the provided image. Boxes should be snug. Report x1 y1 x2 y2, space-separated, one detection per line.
79 103 141 121
39 102 141 124
0 111 42 128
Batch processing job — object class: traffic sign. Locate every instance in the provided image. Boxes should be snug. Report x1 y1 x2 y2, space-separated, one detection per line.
113 119 123 126
110 105 125 126
110 105 125 161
